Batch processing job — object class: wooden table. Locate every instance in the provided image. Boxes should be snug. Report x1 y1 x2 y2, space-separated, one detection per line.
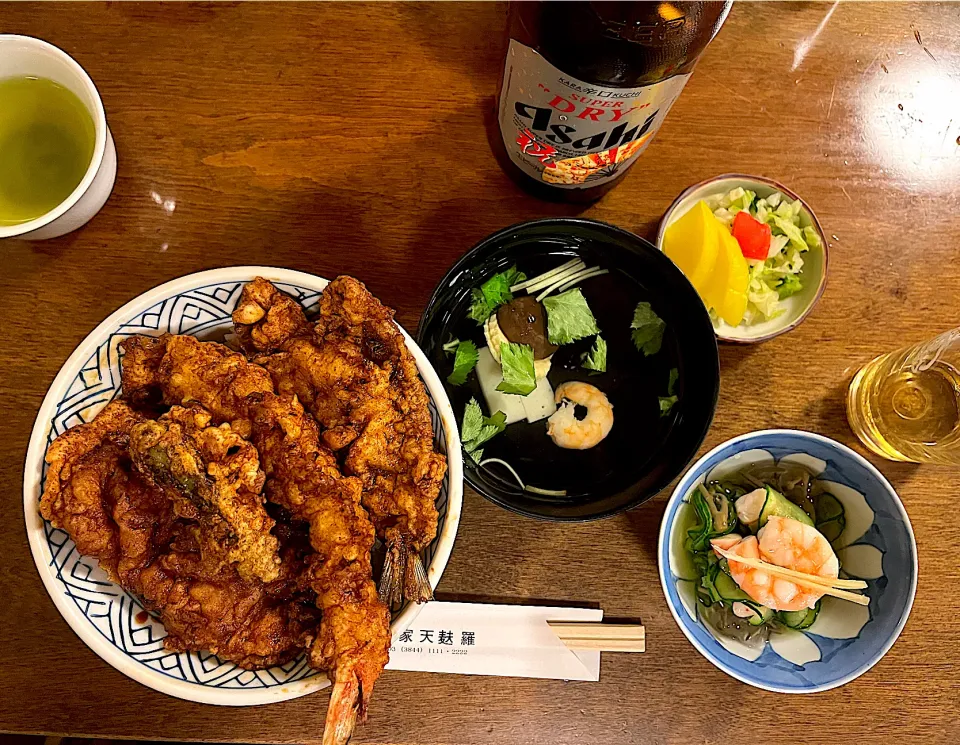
2 2 958 743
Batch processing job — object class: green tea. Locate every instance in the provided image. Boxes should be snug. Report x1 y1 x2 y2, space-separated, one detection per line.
0 76 96 226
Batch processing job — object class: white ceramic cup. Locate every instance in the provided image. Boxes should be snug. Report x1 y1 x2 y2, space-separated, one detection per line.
0 35 117 240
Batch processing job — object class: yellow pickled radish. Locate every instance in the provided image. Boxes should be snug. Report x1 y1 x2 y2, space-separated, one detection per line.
718 286 748 327
702 228 750 326
662 200 721 294
720 228 749 296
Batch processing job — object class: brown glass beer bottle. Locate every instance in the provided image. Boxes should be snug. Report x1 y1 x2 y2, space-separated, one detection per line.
496 1 731 202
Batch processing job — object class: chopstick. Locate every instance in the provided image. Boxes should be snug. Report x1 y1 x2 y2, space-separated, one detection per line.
712 546 870 606
547 622 646 653
711 546 867 589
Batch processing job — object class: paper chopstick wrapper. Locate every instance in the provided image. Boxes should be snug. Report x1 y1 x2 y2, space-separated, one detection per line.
385 601 602 681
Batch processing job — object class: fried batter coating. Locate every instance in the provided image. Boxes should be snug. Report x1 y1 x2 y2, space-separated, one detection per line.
235 276 445 603
249 393 390 716
232 276 311 356
129 405 281 583
39 403 316 669
116 332 390 732
138 523 317 669
120 334 273 437
40 400 145 571
41 274 433 744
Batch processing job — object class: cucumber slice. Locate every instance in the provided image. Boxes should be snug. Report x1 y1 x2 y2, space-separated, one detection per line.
714 570 752 602
747 605 775 626
815 492 846 544
697 562 723 606
685 487 714 552
739 485 815 531
815 492 844 522
715 571 774 626
760 485 815 528
779 600 821 630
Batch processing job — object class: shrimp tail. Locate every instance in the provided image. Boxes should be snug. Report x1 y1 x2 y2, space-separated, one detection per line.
377 535 407 607
404 550 433 604
322 675 361 745
378 535 433 606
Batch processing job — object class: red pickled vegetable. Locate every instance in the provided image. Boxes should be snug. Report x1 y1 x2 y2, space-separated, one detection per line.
732 211 772 260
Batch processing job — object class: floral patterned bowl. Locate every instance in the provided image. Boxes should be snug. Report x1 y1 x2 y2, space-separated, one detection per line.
658 430 917 693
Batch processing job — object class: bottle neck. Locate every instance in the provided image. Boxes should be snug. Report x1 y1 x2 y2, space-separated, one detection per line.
507 1 732 88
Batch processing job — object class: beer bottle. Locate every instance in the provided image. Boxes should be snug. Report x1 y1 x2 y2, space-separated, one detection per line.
495 1 731 202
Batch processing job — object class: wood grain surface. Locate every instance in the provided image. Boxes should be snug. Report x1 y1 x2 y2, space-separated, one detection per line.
2 2 959 744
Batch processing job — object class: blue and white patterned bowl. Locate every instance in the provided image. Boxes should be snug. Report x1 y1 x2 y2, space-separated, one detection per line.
23 267 463 706
658 430 917 693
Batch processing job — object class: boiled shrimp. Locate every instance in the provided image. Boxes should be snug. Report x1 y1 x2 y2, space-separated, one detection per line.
547 381 613 450
710 534 742 551
710 516 839 612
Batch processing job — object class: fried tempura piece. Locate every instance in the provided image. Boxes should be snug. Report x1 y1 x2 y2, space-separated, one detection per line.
129 405 281 583
40 400 145 572
118 334 167 413
39 403 316 669
120 334 274 437
249 393 390 737
118 332 390 744
319 279 445 605
235 276 445 604
232 277 311 356
137 520 318 669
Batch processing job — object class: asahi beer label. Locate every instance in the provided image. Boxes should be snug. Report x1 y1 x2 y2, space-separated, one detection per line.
498 39 691 188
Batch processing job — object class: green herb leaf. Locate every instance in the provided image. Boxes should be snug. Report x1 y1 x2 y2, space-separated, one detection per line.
659 395 678 417
667 367 679 395
496 342 537 396
660 367 679 417
470 414 507 454
446 340 479 386
630 301 665 356
442 338 461 354
461 398 507 459
542 288 600 345
467 288 490 324
468 266 526 324
482 409 507 431
461 398 485 442
581 335 607 373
